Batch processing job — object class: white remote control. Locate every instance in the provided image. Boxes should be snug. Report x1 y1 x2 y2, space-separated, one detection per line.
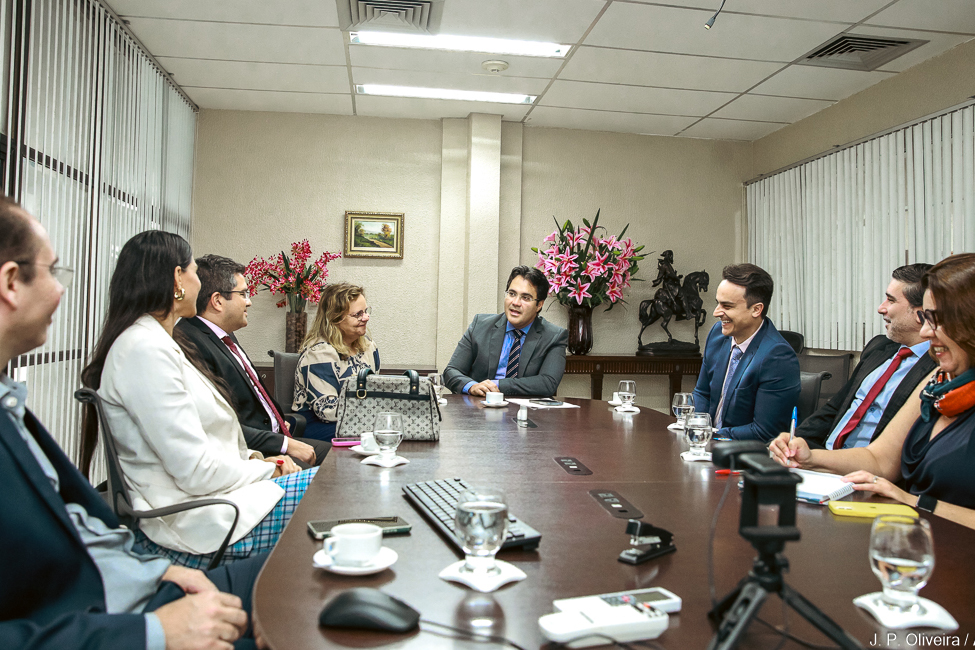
539 587 679 648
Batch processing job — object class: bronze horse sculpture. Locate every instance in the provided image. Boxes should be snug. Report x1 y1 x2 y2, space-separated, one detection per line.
638 270 710 346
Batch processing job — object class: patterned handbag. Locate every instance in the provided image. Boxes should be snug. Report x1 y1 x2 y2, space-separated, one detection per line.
334 368 441 441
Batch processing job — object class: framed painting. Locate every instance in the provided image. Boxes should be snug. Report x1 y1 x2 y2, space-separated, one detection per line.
343 211 404 259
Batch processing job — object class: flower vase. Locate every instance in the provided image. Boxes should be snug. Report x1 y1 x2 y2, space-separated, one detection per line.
567 304 594 356
285 311 307 353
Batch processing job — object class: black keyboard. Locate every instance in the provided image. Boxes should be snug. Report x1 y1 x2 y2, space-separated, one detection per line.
402 477 542 552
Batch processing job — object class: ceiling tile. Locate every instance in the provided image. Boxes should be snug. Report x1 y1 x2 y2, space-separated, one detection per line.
867 0 975 34
679 118 787 141
105 0 339 27
847 28 975 73
186 88 353 114
158 58 350 93
349 45 563 78
628 0 891 23
525 106 696 136
585 3 847 62
711 94 834 122
437 0 605 42
561 46 784 93
352 68 548 95
125 18 346 65
355 95 530 121
540 80 733 116
751 65 895 101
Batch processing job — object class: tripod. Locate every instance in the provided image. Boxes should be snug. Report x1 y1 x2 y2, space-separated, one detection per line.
707 445 864 650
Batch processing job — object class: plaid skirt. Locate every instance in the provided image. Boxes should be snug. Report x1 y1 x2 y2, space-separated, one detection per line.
135 467 318 569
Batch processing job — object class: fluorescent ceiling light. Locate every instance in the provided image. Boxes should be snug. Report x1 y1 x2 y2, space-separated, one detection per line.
356 84 536 105
351 31 569 58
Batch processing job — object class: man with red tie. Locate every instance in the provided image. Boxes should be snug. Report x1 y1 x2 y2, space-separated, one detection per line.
794 264 936 450
175 255 329 467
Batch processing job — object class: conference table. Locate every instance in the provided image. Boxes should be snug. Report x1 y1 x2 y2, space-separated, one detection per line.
253 396 975 649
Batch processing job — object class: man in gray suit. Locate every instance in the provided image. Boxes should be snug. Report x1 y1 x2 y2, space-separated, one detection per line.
444 266 569 397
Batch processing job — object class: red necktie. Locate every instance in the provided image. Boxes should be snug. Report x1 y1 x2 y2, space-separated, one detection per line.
221 336 292 437
831 347 913 449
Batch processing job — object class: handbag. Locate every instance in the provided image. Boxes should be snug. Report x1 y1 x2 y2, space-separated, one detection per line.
334 368 441 441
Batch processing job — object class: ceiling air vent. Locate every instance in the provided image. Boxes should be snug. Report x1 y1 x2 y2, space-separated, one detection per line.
797 34 927 72
337 0 444 34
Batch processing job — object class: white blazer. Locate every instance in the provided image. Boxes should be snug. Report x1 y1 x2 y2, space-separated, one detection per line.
98 314 283 555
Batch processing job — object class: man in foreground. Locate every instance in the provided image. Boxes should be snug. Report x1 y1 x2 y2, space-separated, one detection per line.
0 198 264 649
693 263 800 442
444 266 568 397
176 254 328 467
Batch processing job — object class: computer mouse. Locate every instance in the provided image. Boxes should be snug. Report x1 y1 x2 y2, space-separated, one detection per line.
319 587 421 633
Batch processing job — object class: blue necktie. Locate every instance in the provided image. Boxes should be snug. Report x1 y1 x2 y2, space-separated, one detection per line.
505 330 524 379
716 345 743 429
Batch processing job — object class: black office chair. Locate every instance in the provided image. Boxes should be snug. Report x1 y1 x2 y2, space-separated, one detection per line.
75 388 240 570
780 330 805 355
797 371 831 424
799 351 853 410
267 349 307 437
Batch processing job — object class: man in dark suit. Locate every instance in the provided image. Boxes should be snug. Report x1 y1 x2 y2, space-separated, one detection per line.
175 255 329 468
693 264 800 442
795 264 935 450
444 266 568 397
0 199 263 649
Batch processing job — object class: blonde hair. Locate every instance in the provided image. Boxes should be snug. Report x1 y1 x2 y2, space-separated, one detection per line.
302 282 369 357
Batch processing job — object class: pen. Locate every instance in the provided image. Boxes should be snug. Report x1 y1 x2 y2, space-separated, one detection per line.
714 469 742 475
789 406 797 443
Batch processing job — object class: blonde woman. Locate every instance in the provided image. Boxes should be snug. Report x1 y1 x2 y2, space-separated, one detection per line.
292 282 380 441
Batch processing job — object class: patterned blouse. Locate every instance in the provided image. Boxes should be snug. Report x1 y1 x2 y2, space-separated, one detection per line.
292 338 381 424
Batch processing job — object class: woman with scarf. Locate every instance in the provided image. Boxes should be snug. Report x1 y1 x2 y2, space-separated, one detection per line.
770 253 975 529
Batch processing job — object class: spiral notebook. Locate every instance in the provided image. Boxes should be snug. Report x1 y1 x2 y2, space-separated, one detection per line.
792 469 855 504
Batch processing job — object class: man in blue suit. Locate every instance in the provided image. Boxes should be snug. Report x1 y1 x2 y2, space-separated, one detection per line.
693 263 800 442
0 198 264 649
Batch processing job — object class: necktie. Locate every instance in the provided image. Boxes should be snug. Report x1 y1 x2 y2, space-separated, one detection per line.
505 330 524 379
715 345 744 429
221 336 292 437
831 347 914 450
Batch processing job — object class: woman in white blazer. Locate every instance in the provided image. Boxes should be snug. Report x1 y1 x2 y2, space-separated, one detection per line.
80 231 316 568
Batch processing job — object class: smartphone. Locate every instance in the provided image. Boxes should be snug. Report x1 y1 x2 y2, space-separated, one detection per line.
828 501 918 519
530 398 564 406
307 516 412 539
330 438 361 447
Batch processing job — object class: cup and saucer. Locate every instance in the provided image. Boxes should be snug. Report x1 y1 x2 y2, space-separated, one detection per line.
607 392 623 407
312 523 398 576
350 431 380 456
481 391 509 408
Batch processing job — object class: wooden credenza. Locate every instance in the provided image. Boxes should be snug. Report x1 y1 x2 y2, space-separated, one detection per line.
565 353 702 401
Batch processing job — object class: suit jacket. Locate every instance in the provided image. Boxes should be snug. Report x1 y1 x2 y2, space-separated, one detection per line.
693 319 801 442
0 408 147 649
443 314 569 397
797 335 937 449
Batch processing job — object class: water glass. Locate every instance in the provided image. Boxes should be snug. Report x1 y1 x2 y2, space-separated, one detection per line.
869 515 934 612
671 392 695 426
373 412 404 461
455 486 509 574
429 373 447 404
684 412 713 456
618 380 636 411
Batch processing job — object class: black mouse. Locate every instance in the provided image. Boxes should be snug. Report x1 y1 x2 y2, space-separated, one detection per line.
319 588 420 633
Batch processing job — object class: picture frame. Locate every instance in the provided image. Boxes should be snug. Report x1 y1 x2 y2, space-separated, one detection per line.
343 211 405 259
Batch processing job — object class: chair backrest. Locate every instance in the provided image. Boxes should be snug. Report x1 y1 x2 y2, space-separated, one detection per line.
798 352 853 410
780 330 805 355
797 371 830 424
269 349 301 410
74 388 137 528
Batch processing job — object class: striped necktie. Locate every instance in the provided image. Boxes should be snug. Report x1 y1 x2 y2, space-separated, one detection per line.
505 330 524 379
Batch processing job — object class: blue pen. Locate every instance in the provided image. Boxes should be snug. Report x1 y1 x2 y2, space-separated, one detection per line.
788 406 797 443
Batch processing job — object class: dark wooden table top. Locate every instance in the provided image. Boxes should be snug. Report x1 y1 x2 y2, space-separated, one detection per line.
253 396 975 649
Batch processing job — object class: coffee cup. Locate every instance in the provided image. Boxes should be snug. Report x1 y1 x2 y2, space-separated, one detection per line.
612 392 621 403
323 523 383 567
360 431 379 452
485 391 504 404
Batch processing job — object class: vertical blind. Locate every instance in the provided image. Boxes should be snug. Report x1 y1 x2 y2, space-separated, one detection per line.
747 104 975 351
3 0 197 474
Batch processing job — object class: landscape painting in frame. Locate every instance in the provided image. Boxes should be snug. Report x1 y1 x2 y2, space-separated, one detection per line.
344 211 404 259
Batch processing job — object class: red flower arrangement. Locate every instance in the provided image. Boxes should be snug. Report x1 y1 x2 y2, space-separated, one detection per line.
244 240 341 313
532 210 645 309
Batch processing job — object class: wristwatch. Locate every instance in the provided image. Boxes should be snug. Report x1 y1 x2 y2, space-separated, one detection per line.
916 494 937 513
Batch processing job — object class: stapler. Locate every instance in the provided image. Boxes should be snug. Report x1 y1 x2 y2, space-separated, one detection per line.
617 519 676 565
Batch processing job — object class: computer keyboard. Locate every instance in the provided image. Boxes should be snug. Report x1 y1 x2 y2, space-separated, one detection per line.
402 477 542 552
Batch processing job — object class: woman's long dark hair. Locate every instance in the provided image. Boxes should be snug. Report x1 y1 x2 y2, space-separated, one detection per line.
79 231 232 478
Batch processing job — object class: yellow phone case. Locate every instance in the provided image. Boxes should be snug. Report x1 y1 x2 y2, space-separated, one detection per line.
828 501 918 519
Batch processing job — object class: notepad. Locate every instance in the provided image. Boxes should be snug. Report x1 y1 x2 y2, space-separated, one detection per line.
792 469 855 504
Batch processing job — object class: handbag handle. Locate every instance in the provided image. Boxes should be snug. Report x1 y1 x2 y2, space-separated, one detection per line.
355 367 375 398
403 370 420 395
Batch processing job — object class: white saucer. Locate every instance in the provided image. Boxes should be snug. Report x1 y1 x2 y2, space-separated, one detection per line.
615 405 640 414
313 546 398 575
361 454 409 467
439 559 526 593
668 422 685 432
680 451 713 462
854 593 958 630
480 400 510 408
350 444 379 456
608 400 622 407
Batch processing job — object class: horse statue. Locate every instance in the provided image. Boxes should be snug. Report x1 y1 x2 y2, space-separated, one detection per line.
638 270 710 349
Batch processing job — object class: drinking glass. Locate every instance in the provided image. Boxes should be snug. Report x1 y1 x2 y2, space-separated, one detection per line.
455 486 509 574
869 515 934 612
429 373 448 405
372 412 404 462
618 380 636 411
684 412 713 456
671 392 695 426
